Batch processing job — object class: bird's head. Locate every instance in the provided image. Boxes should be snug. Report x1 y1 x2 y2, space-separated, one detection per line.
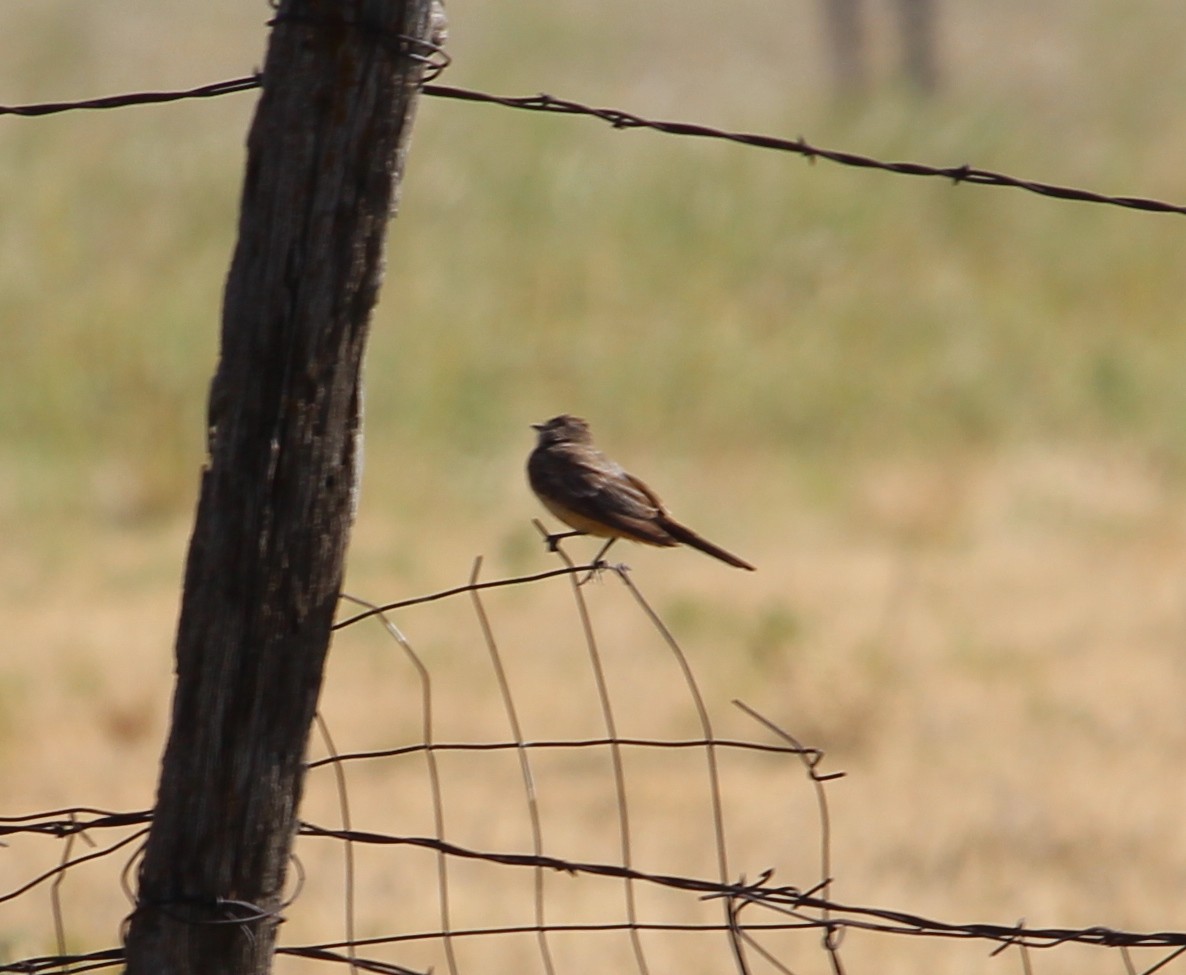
531 414 592 447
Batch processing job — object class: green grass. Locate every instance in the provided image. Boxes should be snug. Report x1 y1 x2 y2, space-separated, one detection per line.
1 0 1185 524
4 8 1186 970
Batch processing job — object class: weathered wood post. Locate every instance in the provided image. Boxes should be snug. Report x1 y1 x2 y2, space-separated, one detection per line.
124 1 436 971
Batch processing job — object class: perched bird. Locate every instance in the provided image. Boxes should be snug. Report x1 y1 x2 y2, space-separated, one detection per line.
527 414 755 571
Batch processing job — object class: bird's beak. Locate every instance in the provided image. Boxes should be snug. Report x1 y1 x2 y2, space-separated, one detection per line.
531 422 545 431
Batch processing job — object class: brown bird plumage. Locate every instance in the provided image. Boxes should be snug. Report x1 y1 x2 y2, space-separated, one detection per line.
527 414 755 571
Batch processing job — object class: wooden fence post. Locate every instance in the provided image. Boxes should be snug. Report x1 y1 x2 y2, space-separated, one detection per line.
123 1 435 971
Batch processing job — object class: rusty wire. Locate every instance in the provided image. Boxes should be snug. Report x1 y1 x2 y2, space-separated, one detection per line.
1 75 1184 219
4 552 1185 975
4 14 1183 975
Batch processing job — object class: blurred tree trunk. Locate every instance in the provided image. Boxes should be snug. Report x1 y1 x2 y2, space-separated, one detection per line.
820 0 940 96
822 0 867 96
894 0 940 93
123 1 436 972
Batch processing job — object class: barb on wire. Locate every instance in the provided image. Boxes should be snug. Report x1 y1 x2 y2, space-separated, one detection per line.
7 553 1184 975
2 67 1183 218
602 560 745 972
51 812 89 970
421 86 1186 217
731 700 844 972
267 13 452 82
292 821 1186 954
0 808 152 837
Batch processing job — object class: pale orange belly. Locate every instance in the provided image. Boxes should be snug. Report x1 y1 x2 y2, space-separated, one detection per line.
540 496 618 537
539 496 666 545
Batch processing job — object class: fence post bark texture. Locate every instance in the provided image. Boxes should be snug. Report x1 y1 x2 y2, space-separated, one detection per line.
123 1 434 972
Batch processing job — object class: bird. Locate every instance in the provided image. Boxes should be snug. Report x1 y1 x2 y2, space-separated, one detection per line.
527 414 755 571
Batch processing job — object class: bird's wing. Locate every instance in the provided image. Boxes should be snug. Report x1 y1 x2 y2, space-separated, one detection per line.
542 448 677 545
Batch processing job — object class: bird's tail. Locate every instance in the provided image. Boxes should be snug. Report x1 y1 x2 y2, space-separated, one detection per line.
658 516 755 571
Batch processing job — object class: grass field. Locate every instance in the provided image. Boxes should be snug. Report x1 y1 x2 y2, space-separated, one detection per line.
2 1 1186 972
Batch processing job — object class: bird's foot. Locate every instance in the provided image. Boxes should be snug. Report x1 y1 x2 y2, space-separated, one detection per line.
544 530 582 553
577 560 610 587
576 560 630 586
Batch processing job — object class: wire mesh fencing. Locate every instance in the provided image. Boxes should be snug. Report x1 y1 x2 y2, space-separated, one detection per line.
4 528 1184 975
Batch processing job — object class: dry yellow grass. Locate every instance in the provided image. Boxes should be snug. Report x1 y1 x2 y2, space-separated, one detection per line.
3 0 1186 971
5 445 1185 973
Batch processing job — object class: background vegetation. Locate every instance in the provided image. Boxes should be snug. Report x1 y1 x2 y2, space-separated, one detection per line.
2 1 1184 972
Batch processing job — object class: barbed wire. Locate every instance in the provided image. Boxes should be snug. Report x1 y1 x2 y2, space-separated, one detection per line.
420 86 1186 217
4 18 1181 975
4 552 1184 975
0 77 261 116
1 74 1183 218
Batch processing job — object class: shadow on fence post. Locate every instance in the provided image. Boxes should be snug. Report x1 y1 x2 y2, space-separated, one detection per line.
123 1 437 972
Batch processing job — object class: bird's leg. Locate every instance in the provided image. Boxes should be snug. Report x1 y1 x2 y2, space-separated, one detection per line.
545 529 585 552
577 538 618 586
592 537 617 565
